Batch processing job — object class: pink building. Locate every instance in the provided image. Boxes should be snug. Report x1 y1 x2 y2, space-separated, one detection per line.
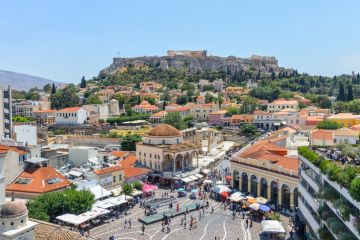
209 110 227 125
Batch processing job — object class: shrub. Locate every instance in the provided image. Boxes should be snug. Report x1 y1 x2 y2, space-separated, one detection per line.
298 146 322 166
132 181 143 190
338 232 357 240
317 120 343 130
318 226 333 240
350 177 360 201
339 204 351 222
122 183 134 196
321 187 338 202
329 220 344 234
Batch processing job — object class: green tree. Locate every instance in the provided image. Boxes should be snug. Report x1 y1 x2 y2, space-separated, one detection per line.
122 183 134 195
347 85 354 101
205 92 215 103
51 83 57 94
145 97 156 105
80 76 86 88
86 94 102 104
176 95 188 105
225 106 240 117
240 96 259 114
337 82 346 101
240 123 259 137
121 134 142 151
332 101 348 114
27 188 95 222
132 181 143 190
350 177 360 201
161 90 170 109
43 83 52 93
50 84 79 109
317 120 343 130
162 112 187 130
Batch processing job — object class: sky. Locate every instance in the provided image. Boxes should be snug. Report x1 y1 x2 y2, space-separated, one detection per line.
0 0 359 83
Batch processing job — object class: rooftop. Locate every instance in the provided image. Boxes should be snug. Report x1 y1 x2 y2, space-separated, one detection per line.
56 107 83 113
94 165 124 175
147 124 182 137
6 166 71 194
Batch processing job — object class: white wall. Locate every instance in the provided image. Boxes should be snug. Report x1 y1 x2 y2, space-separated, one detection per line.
55 108 88 125
142 136 183 145
13 125 37 146
69 146 97 167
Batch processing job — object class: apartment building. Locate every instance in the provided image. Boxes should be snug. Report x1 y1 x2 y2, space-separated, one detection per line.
0 86 12 138
298 147 360 240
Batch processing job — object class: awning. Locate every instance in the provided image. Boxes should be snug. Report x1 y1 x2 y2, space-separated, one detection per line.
131 190 143 196
195 174 203 179
93 200 116 209
201 169 211 175
68 170 83 177
203 179 212 184
212 185 231 193
261 220 286 233
56 214 91 226
181 177 193 183
188 175 199 181
78 185 111 200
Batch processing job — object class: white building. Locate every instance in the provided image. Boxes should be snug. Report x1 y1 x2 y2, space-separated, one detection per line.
55 107 88 125
13 124 37 146
267 99 299 113
0 86 12 139
136 124 199 172
69 146 98 167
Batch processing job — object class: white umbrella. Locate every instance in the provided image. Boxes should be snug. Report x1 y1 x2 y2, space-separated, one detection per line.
249 203 260 211
216 181 223 185
212 185 231 193
230 194 245 202
256 197 268 204
203 179 212 184
261 220 286 233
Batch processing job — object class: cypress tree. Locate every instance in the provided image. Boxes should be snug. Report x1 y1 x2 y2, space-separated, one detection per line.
337 82 346 101
51 83 57 94
271 71 276 80
357 73 360 84
80 76 86 88
347 85 354 101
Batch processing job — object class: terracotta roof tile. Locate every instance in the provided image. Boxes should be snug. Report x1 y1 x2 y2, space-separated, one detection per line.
6 167 71 194
56 107 82 113
94 165 124 175
312 129 333 140
111 151 129 158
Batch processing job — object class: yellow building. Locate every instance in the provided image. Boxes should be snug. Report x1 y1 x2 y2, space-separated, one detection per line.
231 140 299 210
94 165 124 189
326 113 360 128
225 86 248 96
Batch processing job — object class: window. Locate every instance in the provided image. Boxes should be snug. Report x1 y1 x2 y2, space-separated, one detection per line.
144 153 146 157
46 178 62 185
14 178 32 184
119 175 122 181
139 152 141 156
150 154 152 158
162 140 165 144
113 176 116 183
10 222 14 226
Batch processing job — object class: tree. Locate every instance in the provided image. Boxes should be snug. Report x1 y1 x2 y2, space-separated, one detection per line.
205 92 215 103
271 71 276 80
80 76 86 88
132 181 143 190
51 83 57 94
240 96 259 114
50 84 79 109
317 120 343 130
347 85 354 101
226 106 240 117
350 177 360 201
161 90 170 109
162 112 187 130
337 82 346 101
121 134 142 151
145 97 156 105
176 95 188 105
86 94 102 104
240 123 259 137
122 183 134 196
43 83 51 93
27 188 95 222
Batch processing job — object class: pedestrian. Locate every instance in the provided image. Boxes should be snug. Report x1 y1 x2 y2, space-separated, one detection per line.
250 219 253 228
199 211 201 220
184 220 187 229
232 210 236 220
141 224 145 235
176 203 179 212
161 222 165 232
129 219 131 228
202 208 205 217
242 212 245 219
124 220 127 229
211 206 214 213
246 218 249 228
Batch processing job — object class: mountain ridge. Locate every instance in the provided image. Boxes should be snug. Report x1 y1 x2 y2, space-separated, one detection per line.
0 70 63 91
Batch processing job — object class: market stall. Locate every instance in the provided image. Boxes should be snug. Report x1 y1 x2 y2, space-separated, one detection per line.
261 220 286 239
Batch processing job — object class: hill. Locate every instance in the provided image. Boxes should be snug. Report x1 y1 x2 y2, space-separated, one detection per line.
0 70 63 90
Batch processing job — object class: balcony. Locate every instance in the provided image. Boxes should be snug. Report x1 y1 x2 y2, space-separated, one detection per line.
298 155 321 174
298 183 319 212
300 169 320 193
298 199 320 234
325 200 359 238
322 174 360 209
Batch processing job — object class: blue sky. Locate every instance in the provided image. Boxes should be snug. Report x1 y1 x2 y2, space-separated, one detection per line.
0 0 359 83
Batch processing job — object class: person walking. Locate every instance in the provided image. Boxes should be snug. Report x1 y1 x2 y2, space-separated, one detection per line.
124 220 127 229
129 219 131 228
250 219 253 228
211 206 214 213
245 218 249 228
141 224 145 235
232 210 236 220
